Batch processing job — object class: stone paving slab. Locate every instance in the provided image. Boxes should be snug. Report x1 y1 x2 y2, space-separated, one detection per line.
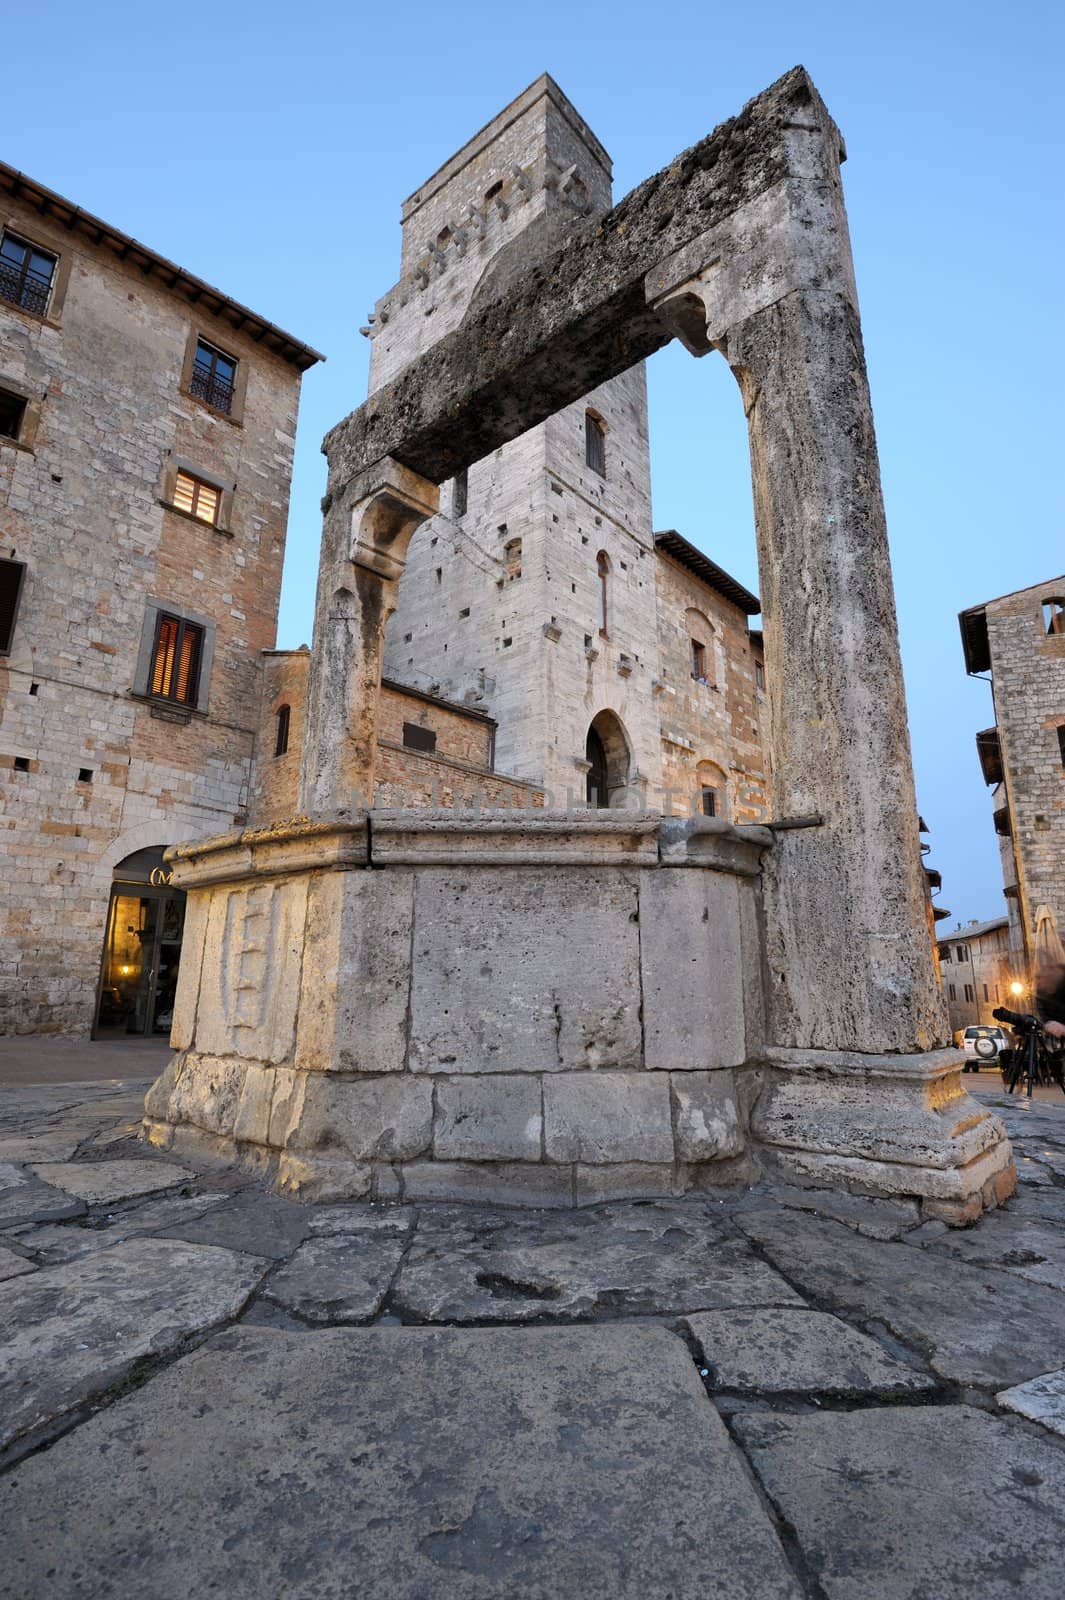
734 1406 1065 1599
261 1233 409 1322
0 1244 35 1282
393 1199 805 1323
1 1323 802 1600
8 1191 232 1264
687 1308 936 1397
0 1167 85 1229
28 1159 194 1205
737 1208 1065 1389
0 1237 268 1456
0 1131 85 1163
997 1370 1065 1438
157 1189 311 1260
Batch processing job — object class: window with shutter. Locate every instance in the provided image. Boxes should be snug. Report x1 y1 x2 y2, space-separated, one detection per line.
149 613 204 705
172 470 221 525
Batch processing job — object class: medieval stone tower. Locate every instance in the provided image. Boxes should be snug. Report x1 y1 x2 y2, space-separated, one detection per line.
372 76 663 804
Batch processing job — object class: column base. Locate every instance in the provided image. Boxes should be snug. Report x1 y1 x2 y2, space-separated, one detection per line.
750 1047 1016 1224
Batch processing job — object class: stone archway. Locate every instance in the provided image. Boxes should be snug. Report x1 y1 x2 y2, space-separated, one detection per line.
586 710 631 808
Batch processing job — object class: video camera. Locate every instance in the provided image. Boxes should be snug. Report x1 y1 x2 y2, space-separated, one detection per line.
992 1005 1042 1034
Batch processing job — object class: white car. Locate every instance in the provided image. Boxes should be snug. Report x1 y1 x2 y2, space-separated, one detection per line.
957 1024 1009 1070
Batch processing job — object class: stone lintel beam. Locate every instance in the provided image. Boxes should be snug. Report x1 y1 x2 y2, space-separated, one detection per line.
322 66 843 490
299 458 439 817
165 817 369 890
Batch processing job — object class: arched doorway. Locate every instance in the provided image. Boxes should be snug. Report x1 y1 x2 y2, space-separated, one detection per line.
92 846 186 1039
585 711 631 807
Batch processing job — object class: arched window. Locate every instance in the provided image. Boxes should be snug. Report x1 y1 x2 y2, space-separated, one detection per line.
696 759 728 819
585 710 631 807
274 704 291 758
597 550 610 638
585 411 606 477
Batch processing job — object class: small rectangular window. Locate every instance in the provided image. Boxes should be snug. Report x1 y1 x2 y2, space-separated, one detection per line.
691 639 707 681
983 984 989 1002
1058 726 1065 768
0 387 27 440
0 558 27 654
701 787 717 817
1042 598 1065 636
274 704 291 758
189 338 237 414
149 612 203 705
949 983 956 1001
964 983 974 1003
172 470 221 526
755 660 765 691
0 231 57 316
453 468 468 518
402 721 436 754
585 413 606 477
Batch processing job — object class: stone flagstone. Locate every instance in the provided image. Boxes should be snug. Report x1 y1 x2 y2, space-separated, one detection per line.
261 1233 408 1322
29 1159 195 1205
1 1323 802 1600
0 1237 267 1455
0 1244 35 1282
686 1308 936 1397
734 1406 1065 1599
996 1370 1065 1439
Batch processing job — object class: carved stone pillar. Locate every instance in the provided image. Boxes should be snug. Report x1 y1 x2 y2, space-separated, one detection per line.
647 98 1013 1217
299 457 438 816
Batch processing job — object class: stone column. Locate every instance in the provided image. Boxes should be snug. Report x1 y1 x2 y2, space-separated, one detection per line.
647 95 1012 1217
299 457 438 816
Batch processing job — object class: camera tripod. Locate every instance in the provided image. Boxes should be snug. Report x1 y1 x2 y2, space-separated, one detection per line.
1002 1026 1065 1100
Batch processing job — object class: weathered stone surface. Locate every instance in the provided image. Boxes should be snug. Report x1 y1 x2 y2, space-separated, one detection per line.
306 1204 416 1237
0 1245 35 1282
641 871 747 1070
2 1323 802 1599
401 1159 573 1207
276 1152 372 1202
0 1132 84 1163
393 1201 804 1323
9 1192 231 1264
292 1074 434 1162
261 1234 407 1323
997 1370 1065 1438
0 1169 85 1229
194 876 309 1064
573 1163 682 1205
737 1208 1065 1387
544 1072 673 1164
434 1074 543 1162
30 1159 195 1205
0 1238 267 1453
735 1406 1065 1599
295 869 414 1074
765 1184 921 1240
157 1191 310 1260
671 1071 744 1161
687 1308 935 1397
408 870 642 1074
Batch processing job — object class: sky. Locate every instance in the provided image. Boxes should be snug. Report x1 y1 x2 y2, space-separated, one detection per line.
5 0 1062 925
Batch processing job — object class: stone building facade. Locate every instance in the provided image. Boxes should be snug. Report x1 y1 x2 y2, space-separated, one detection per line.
0 159 321 1036
371 76 768 821
937 916 1016 1034
961 577 1065 992
250 649 541 823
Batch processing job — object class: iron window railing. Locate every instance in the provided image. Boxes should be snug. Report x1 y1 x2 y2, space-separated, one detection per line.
188 359 235 414
0 236 56 317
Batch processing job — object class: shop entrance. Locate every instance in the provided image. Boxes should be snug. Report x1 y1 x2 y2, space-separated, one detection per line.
93 847 186 1039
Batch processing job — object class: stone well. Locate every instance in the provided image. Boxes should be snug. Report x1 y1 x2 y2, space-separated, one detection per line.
144 809 1012 1218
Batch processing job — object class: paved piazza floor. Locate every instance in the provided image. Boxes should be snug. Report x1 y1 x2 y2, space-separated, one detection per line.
2 1054 1064 1598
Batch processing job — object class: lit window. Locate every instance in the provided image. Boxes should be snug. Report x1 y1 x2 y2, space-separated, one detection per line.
691 639 707 682
274 704 291 757
189 338 237 414
149 613 204 706
1 557 27 655
585 412 606 477
0 231 56 316
0 387 27 440
596 550 610 637
173 470 221 525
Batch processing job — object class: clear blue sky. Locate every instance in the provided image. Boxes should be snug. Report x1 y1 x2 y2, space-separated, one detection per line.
6 1 1061 924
